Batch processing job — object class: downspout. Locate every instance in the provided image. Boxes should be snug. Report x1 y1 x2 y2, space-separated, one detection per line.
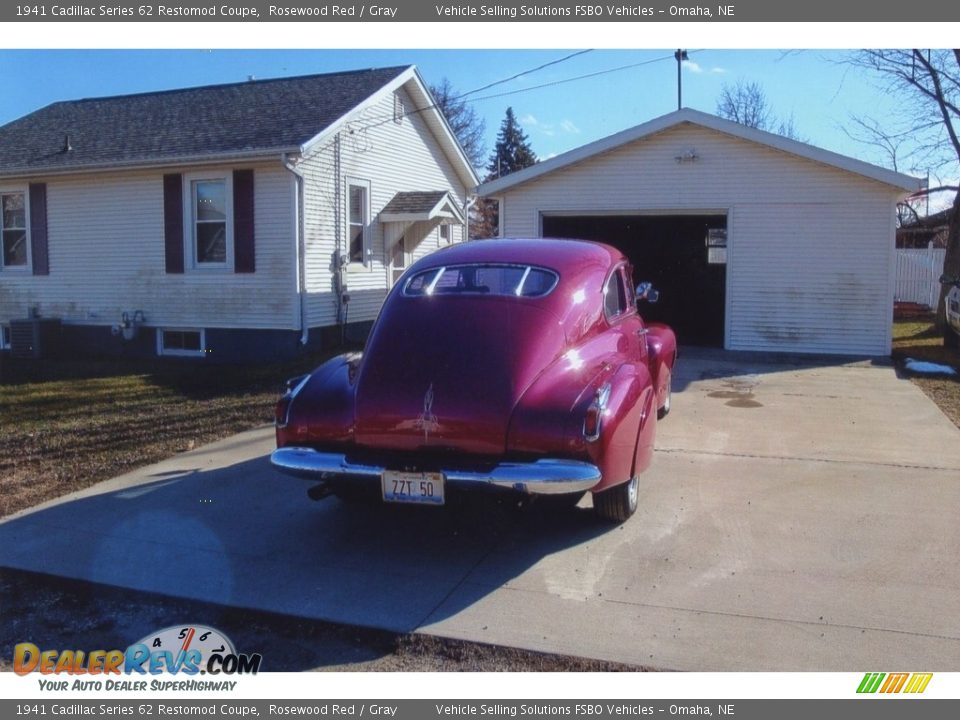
334 134 345 338
464 194 477 242
282 153 308 347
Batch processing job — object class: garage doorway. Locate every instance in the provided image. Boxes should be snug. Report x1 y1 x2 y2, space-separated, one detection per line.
542 214 727 347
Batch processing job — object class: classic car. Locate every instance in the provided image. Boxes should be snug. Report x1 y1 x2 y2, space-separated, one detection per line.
271 238 677 523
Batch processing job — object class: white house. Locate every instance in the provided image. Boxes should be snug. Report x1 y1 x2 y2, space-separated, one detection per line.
478 109 920 356
0 65 478 361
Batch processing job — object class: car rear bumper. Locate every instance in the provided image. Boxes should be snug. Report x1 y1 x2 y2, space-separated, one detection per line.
270 447 602 495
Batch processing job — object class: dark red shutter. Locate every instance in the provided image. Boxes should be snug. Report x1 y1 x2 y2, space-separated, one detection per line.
163 174 184 274
233 169 255 273
29 183 49 276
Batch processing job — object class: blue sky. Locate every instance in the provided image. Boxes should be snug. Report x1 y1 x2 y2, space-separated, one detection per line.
0 49 907 173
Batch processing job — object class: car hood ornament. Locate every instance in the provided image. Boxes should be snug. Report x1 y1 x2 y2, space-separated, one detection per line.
415 382 439 441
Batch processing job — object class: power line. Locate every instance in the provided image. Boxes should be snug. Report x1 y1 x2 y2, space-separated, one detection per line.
350 51 684 134
459 49 594 98
327 50 699 166
467 52 679 102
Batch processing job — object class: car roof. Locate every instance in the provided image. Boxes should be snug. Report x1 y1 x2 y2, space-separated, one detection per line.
413 238 622 275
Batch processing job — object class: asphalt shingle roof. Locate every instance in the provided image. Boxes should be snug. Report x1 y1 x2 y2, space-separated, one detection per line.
382 191 449 215
0 66 410 175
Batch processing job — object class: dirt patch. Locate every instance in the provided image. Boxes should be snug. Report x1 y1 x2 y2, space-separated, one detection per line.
0 350 357 519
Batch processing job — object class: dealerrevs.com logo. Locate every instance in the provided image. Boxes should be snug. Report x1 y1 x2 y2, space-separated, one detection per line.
14 624 262 679
857 672 933 694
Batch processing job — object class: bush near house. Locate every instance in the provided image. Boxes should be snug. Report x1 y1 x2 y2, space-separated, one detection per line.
0 348 355 518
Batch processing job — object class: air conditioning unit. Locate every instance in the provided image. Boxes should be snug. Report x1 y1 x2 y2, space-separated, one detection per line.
10 318 62 359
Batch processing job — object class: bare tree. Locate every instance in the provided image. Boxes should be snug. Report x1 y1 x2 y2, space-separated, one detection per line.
429 78 486 170
716 80 804 141
717 80 771 129
848 50 960 342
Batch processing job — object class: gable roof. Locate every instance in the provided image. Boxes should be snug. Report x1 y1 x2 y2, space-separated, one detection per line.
478 108 921 196
0 65 478 188
380 190 465 224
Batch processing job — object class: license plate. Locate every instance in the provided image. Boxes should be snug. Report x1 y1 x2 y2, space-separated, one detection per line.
381 470 445 505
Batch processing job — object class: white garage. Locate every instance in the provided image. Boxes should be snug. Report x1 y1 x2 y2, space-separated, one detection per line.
478 109 920 356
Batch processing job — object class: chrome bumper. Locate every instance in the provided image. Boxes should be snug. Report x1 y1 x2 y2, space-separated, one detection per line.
270 447 601 495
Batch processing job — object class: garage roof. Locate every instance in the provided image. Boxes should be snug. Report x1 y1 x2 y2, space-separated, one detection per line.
478 108 921 195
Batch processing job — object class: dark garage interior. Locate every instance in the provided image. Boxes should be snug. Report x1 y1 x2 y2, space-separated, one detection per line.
542 214 728 347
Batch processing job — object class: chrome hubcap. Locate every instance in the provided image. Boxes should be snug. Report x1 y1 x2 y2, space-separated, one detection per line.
627 475 638 509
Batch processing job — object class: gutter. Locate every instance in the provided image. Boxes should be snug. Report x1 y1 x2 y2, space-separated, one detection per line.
0 146 303 181
282 153 309 347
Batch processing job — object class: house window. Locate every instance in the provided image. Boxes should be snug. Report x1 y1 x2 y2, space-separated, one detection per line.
1 191 28 269
157 328 206 357
348 181 370 265
192 179 228 265
0 325 10 350
439 223 451 245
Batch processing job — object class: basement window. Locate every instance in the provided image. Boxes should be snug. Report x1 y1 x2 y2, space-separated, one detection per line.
157 328 206 357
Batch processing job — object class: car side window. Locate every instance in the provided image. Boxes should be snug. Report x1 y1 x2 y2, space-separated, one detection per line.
604 268 628 320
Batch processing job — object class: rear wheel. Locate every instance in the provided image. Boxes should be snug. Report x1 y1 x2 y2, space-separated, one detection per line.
593 475 638 523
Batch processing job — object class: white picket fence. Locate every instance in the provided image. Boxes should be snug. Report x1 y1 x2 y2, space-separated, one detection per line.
895 247 946 308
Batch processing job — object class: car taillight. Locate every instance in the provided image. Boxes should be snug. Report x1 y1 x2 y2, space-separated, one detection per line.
276 374 310 428
582 383 612 442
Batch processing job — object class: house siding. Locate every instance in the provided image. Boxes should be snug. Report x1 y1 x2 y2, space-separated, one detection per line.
494 123 901 356
0 162 297 335
299 85 469 330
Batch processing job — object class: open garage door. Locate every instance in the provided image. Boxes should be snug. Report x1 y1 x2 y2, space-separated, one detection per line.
542 214 727 347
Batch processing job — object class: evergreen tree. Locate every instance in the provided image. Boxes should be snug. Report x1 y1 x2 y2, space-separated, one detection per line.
474 108 538 238
486 107 538 179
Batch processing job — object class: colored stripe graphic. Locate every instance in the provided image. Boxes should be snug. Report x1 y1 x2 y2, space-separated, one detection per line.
904 673 933 694
857 672 932 694
880 673 909 693
857 673 885 693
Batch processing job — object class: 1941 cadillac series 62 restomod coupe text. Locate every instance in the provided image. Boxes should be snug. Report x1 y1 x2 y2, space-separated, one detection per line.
271 238 677 523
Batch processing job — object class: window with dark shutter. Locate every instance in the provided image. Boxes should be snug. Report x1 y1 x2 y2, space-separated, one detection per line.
28 184 49 275
233 169 255 273
163 174 184 274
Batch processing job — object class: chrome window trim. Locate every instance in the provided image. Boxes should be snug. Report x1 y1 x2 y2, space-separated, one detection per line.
402 263 560 298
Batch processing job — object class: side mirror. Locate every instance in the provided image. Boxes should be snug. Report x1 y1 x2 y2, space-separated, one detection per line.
939 273 959 286
636 282 660 304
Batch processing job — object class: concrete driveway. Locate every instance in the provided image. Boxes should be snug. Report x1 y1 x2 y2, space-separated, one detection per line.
2 349 959 670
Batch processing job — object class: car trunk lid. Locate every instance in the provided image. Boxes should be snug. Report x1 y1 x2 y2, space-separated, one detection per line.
354 297 564 456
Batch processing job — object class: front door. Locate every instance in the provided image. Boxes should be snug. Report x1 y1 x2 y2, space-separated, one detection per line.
391 235 408 286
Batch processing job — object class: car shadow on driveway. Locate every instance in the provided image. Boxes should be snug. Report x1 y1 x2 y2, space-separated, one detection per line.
0 455 611 654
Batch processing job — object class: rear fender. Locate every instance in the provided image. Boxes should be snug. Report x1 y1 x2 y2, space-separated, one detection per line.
646 323 677 409
507 349 607 458
588 362 654 493
276 353 361 448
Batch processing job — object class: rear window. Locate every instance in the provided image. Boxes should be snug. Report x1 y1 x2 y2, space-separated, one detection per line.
403 264 559 298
